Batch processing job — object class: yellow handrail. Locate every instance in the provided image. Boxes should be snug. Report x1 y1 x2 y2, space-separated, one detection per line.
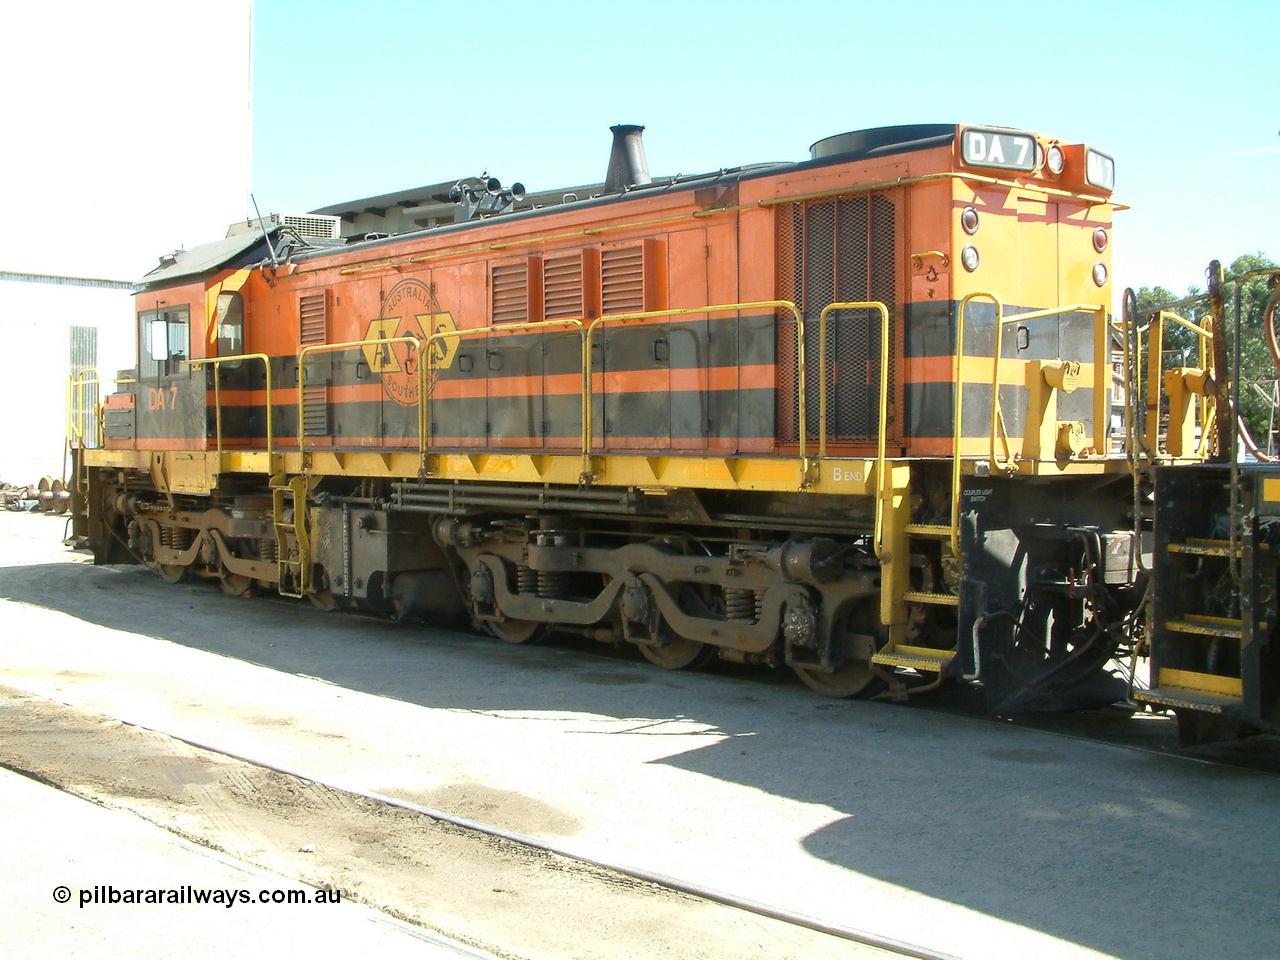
417 301 809 483
1155 310 1215 459
66 370 136 492
298 337 420 461
989 302 1106 473
953 292 999 556
417 317 586 476
818 301 891 556
583 300 810 469
184 353 276 463
68 370 138 448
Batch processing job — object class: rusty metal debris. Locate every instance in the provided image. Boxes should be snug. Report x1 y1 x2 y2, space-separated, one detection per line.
2 477 70 513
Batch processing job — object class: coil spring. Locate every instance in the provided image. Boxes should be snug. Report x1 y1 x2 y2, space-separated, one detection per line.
260 538 279 563
537 570 568 599
725 587 756 621
160 525 194 551
517 564 537 595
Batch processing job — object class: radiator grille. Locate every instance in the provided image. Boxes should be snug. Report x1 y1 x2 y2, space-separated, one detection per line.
776 193 898 443
543 254 583 321
601 246 645 315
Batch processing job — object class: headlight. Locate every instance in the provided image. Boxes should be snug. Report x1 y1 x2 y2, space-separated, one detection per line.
962 206 980 235
1085 149 1115 192
1092 262 1108 286
961 245 980 272
1046 145 1065 175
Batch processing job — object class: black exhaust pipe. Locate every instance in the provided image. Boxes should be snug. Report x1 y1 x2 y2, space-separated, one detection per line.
603 124 651 194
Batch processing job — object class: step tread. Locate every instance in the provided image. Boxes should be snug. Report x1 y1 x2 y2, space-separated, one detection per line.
1133 686 1241 713
902 590 960 606
905 524 953 538
1165 616 1244 639
872 645 956 672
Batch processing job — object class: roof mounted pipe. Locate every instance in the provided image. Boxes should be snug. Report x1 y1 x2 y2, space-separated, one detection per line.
604 124 651 194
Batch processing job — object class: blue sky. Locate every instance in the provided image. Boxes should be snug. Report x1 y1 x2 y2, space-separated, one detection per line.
252 0 1277 297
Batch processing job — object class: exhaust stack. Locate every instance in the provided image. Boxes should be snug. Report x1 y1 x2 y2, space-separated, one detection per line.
603 124 651 194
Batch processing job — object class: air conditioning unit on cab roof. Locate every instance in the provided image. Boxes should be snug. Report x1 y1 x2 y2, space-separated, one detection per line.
279 213 342 239
226 212 344 240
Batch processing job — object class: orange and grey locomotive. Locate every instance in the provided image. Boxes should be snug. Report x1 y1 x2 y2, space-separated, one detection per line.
75 123 1163 714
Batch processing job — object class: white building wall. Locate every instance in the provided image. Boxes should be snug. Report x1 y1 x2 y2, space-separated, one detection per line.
0 2 254 484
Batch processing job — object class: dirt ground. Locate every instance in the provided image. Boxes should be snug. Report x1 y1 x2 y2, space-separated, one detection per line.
0 684 893 960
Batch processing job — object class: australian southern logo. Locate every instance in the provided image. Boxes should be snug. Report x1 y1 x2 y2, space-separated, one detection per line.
361 278 458 407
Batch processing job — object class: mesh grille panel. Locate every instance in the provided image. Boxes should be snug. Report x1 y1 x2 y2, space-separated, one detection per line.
492 262 528 324
544 254 584 320
776 193 898 444
282 214 340 239
601 247 645 315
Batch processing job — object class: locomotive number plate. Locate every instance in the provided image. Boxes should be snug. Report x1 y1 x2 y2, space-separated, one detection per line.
960 126 1037 173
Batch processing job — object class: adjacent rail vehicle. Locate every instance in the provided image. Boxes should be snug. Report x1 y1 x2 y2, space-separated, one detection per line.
67 123 1279 735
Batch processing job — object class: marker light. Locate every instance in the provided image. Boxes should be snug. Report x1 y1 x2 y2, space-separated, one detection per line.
961 245 980 272
1093 227 1108 253
1046 145 1065 175
1093 262 1108 286
962 206 980 235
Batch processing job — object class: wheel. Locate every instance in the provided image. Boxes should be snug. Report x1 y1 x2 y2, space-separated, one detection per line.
638 636 714 670
307 590 337 611
793 660 880 698
156 563 188 584
219 571 254 597
792 597 885 698
487 618 543 644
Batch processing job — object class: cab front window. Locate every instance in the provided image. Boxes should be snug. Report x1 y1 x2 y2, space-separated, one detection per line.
139 306 190 378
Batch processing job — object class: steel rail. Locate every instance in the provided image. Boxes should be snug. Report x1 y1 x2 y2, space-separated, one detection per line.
122 724 960 960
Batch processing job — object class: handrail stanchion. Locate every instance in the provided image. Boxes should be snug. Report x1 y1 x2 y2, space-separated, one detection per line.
297 338 419 463
417 319 585 479
66 371 137 493
416 301 805 484
183 353 275 466
581 300 807 479
818 302 891 556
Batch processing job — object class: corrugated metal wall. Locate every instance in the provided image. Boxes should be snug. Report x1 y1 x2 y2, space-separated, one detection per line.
70 325 98 448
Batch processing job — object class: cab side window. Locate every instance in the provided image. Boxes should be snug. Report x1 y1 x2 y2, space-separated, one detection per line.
215 293 244 367
139 306 190 378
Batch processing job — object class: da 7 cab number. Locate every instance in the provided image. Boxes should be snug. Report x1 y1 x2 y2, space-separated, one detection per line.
960 126 1037 173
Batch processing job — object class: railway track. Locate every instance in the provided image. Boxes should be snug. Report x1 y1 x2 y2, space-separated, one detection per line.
0 685 948 960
